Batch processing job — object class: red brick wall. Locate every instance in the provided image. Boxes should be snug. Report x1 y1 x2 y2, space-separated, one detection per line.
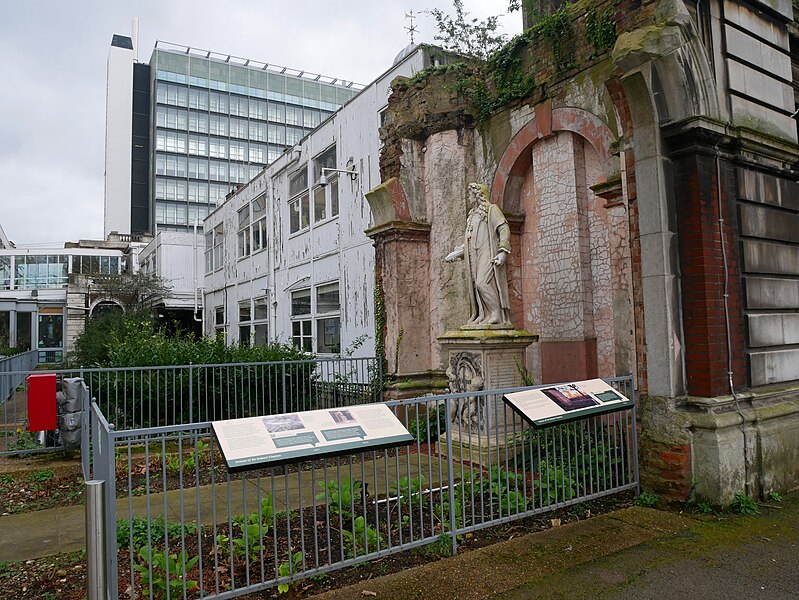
673 152 746 397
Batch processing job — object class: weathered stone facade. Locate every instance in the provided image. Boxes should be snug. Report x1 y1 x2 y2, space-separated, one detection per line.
367 0 799 503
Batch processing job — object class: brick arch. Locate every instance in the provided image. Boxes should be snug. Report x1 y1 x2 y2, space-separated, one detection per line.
491 105 616 211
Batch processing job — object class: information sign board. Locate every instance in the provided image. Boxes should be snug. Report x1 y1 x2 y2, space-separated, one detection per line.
212 403 413 472
503 379 633 428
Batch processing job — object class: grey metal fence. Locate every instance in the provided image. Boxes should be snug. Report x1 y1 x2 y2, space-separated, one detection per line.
91 376 637 599
0 351 55 454
0 356 381 457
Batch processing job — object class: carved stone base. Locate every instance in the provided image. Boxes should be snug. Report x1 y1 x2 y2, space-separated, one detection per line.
438 328 537 464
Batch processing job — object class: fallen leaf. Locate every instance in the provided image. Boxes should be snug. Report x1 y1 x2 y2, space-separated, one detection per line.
361 591 377 597
550 518 561 528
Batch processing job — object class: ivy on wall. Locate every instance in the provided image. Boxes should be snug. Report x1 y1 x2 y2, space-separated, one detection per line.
585 7 617 58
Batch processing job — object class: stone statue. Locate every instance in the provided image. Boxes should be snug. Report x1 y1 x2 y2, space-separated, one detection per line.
445 183 512 327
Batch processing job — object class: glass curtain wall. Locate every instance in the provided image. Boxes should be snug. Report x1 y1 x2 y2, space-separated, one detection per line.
150 49 357 233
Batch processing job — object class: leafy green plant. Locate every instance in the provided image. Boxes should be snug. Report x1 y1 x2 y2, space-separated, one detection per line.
29 469 54 483
277 550 304 594
216 496 274 562
408 407 447 443
731 493 759 516
634 491 660 508
317 477 362 521
414 533 453 559
767 491 783 503
585 7 616 57
134 546 198 599
11 427 40 453
695 501 715 515
427 0 509 60
117 516 198 549
341 516 382 558
536 461 577 505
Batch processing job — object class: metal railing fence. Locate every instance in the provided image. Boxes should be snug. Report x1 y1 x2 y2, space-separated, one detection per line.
92 376 637 599
0 356 381 457
0 351 51 454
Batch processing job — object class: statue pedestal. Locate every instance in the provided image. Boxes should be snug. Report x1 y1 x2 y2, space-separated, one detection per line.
438 329 537 465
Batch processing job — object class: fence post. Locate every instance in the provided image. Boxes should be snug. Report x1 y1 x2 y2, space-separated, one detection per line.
189 363 194 423
281 360 287 414
86 479 107 600
630 378 640 494
104 423 118 600
444 398 458 556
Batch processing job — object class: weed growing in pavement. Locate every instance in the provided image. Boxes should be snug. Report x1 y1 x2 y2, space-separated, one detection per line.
768 491 783 503
731 493 759 516
634 491 659 508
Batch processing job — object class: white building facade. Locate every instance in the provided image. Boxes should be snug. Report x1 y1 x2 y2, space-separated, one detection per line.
202 47 433 356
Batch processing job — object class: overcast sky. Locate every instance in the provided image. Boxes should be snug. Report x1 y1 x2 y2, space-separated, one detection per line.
0 0 518 247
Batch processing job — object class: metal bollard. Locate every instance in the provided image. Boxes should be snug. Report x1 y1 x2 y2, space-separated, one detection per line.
85 480 107 600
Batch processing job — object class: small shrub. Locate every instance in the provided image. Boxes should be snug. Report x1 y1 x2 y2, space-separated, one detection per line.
634 491 660 508
407 406 448 443
767 491 783 503
414 534 453 559
277 550 304 594
695 501 715 515
731 493 759 516
134 546 198 599
30 469 54 483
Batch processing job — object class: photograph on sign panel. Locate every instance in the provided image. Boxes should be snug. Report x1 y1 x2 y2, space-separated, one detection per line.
263 414 305 433
541 384 598 412
329 409 355 424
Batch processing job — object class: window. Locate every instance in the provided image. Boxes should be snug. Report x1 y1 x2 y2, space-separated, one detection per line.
237 204 251 258
314 186 326 222
253 296 269 345
214 305 225 337
289 192 310 233
209 91 228 113
188 134 208 156
14 255 68 289
188 158 208 180
289 167 308 197
229 140 246 161
291 289 312 352
331 178 339 217
188 88 208 110
209 160 228 182
209 138 227 159
204 232 213 273
286 127 303 146
313 146 337 182
0 257 10 290
156 131 187 153
249 99 267 120
316 283 340 354
252 195 267 252
249 122 267 142
285 105 302 126
267 125 285 145
156 106 188 130
209 115 228 136
229 95 248 117
267 103 284 122
238 300 251 346
229 118 248 139
188 181 208 203
249 143 266 163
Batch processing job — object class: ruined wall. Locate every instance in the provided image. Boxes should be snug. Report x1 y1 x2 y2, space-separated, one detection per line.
373 0 799 502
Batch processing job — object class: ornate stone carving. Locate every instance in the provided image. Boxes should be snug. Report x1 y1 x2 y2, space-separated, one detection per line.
446 351 485 431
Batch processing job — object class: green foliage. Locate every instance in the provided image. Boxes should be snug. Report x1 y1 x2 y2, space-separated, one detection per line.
11 427 40 453
768 491 783 503
93 272 172 312
457 466 527 517
408 407 447 443
317 477 362 520
530 3 575 74
427 0 509 60
341 516 382 558
395 475 426 527
117 515 199 550
277 550 304 594
414 533 453 559
521 422 621 501
134 546 199 599
585 7 617 57
536 461 577 504
29 469 54 483
216 496 274 562
731 493 759 516
694 500 715 515
164 440 207 476
634 491 660 508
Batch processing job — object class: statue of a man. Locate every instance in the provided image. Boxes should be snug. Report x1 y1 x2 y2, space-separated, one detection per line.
446 183 512 327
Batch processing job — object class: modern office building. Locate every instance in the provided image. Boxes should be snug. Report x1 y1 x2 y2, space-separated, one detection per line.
104 36 362 237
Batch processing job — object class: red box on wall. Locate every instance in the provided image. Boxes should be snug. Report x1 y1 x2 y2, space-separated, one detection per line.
27 374 57 432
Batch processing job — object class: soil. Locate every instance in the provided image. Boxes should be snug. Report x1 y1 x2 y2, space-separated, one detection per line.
0 492 634 600
0 445 634 599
